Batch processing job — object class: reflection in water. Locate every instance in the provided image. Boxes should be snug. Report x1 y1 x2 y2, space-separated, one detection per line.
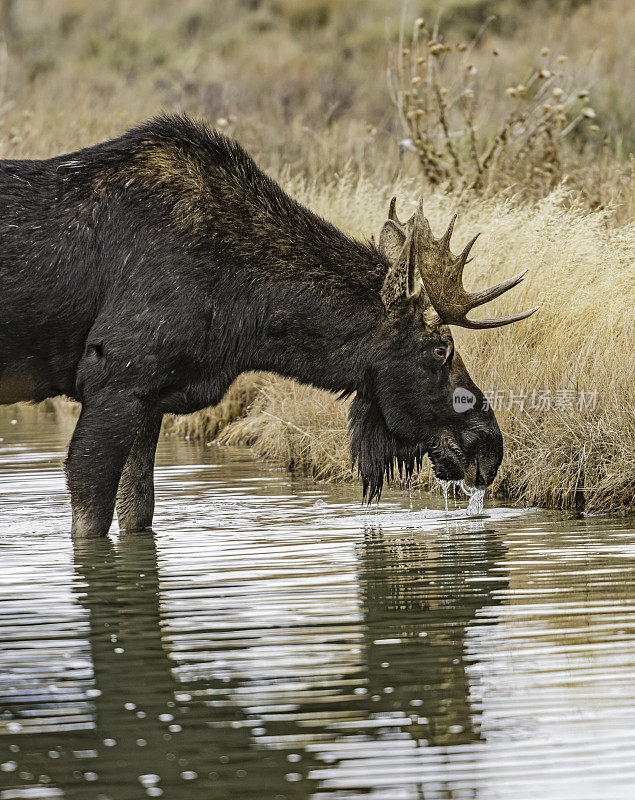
1 408 635 800
1 531 324 798
358 530 504 747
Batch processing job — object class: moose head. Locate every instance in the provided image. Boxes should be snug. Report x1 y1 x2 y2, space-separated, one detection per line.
351 197 538 501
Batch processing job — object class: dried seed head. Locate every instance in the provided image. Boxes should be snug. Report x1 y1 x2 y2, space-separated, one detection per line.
578 89 590 99
542 103 553 113
582 107 596 119
415 109 424 117
556 114 567 126
558 55 568 63
466 65 477 76
417 56 425 65
552 87 564 98
555 103 565 113
539 68 551 79
463 88 474 99
442 45 452 53
439 87 448 96
402 48 410 57
492 47 500 56
457 42 467 52
506 86 518 97
415 17 425 28
589 124 600 133
540 47 550 57
411 76 421 86
216 117 228 128
516 83 527 95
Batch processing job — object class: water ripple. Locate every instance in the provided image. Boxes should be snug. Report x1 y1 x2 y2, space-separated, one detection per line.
0 408 634 799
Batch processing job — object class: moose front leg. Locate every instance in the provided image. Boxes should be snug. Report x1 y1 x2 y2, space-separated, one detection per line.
66 391 147 538
116 412 163 531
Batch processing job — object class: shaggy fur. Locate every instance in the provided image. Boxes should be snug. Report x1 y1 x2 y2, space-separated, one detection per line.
0 115 503 535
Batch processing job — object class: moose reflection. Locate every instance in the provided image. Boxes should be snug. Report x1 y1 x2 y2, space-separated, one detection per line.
0 534 321 799
356 527 505 748
0 524 509 799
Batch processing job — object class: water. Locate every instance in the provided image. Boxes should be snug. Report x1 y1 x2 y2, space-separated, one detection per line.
1 407 635 800
436 479 484 517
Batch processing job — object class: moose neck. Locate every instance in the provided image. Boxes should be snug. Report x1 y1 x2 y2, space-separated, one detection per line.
115 118 391 398
206 179 387 396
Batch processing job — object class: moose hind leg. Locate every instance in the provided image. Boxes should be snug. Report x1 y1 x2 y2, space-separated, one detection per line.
116 413 163 531
66 392 147 538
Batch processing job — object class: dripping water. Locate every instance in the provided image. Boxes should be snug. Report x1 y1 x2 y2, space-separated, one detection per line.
461 480 485 516
436 478 485 517
438 478 452 512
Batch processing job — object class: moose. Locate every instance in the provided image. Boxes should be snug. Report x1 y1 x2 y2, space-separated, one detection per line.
0 115 536 537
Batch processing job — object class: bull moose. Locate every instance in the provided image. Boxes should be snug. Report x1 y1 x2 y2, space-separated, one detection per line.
0 115 536 537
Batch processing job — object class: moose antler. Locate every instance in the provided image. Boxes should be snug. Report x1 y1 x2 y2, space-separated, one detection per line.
380 197 539 329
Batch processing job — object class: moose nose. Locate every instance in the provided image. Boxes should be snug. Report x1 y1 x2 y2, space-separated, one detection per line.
463 458 487 490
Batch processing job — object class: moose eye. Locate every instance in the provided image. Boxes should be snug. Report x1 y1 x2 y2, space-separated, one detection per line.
433 346 447 360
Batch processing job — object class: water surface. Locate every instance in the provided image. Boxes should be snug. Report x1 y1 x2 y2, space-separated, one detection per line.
1 407 634 799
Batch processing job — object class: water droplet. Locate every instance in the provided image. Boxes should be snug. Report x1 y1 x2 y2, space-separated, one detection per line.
437 479 452 512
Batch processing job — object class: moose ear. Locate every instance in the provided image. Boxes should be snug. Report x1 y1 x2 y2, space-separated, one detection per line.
379 219 424 312
378 219 406 265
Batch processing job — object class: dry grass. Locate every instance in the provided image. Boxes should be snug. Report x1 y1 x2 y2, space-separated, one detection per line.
0 0 633 512
0 1 633 190
389 14 601 195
